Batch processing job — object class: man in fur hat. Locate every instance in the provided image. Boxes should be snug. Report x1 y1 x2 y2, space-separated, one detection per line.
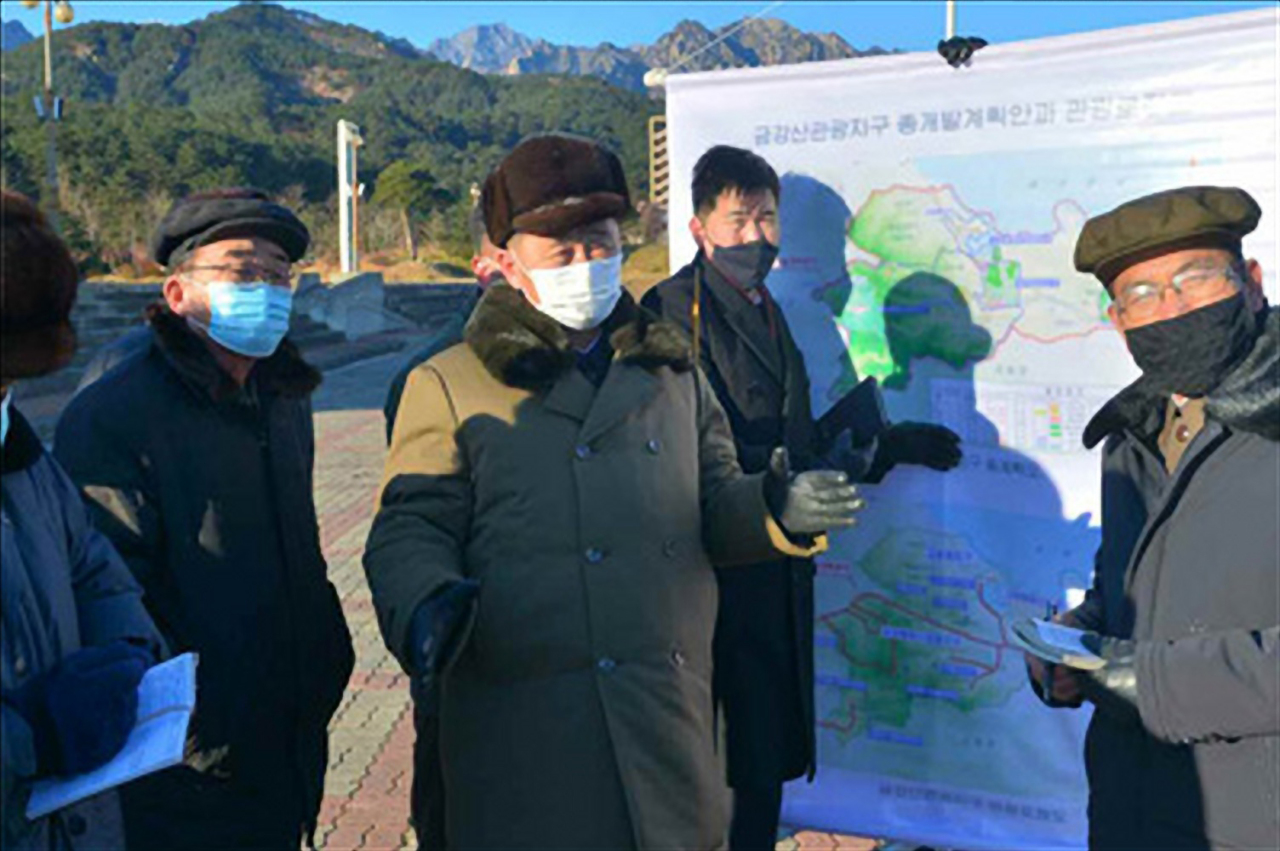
364 134 867 849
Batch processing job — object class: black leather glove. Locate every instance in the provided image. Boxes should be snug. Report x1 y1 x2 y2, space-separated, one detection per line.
866 422 962 483
408 580 481 711
11 641 153 777
1078 634 1139 722
765 447 866 535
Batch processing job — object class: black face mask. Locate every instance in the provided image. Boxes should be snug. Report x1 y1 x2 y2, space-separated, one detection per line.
1124 292 1258 397
708 239 779 291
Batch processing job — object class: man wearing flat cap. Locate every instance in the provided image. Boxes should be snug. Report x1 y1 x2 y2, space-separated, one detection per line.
364 133 866 849
55 188 354 850
1024 186 1279 849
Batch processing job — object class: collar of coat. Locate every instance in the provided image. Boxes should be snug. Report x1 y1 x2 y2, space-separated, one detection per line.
146 303 322 404
1083 305 1279 448
464 282 693 392
1 403 43 474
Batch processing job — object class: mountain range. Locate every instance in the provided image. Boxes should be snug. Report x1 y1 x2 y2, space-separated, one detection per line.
2 5 893 91
0 2 894 267
2 19 35 51
0 2 662 266
428 18 892 90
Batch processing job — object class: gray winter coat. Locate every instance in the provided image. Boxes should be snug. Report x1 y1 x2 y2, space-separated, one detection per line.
1 404 164 851
1070 307 1280 850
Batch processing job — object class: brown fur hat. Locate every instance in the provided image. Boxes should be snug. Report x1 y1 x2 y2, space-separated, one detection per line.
481 134 631 249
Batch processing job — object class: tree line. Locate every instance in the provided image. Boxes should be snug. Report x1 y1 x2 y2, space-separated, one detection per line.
0 3 662 275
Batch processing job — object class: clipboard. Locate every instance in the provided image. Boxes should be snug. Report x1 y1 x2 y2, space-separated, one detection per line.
816 376 890 448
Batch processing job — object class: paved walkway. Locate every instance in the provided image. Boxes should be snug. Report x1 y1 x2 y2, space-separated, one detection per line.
308 351 875 850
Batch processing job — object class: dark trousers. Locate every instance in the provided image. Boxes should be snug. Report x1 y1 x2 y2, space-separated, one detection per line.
410 702 447 850
121 766 300 851
729 782 784 851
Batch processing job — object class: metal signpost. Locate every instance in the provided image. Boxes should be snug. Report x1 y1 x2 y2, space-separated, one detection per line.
337 119 364 275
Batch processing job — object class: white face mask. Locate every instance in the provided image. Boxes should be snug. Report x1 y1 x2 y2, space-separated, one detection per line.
513 252 623 331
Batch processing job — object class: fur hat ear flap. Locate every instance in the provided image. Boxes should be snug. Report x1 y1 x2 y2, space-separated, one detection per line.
481 166 515 249
605 149 632 212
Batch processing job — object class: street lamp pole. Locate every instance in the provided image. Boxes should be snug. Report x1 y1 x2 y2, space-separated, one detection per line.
43 1 58 231
22 0 73 231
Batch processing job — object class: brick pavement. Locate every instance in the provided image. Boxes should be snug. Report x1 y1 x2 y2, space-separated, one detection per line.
309 352 877 851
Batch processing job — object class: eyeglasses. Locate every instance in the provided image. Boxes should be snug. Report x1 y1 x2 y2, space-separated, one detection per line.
1113 263 1242 321
182 263 293 288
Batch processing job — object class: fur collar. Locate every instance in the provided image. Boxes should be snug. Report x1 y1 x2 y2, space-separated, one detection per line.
146 303 322 403
464 282 693 392
1084 306 1279 448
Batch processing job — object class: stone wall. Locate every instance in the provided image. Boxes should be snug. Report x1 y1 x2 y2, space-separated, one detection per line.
18 279 476 399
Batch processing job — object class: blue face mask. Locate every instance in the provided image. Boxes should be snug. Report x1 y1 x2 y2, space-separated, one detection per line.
191 282 293 358
1 390 11 448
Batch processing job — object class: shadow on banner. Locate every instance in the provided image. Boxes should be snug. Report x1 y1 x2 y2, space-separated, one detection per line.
770 173 1094 851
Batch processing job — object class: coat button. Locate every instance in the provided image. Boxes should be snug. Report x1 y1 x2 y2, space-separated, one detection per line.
646 439 662 455
13 656 26 676
662 540 677 558
575 444 592 460
66 813 87 836
597 657 617 673
585 548 605 564
670 649 686 668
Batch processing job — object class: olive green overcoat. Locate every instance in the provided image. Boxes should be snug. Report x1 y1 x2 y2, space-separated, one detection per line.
364 284 821 850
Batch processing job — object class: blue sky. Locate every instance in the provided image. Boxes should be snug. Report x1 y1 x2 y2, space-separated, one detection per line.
3 1 1273 54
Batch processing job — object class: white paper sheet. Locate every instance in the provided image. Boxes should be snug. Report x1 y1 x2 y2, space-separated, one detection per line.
25 652 198 820
1011 619 1106 670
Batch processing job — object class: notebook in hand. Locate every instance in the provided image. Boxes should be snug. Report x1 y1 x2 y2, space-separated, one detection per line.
1010 619 1107 671
25 653 198 820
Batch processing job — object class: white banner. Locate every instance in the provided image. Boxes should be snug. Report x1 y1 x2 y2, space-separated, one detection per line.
664 9 1278 849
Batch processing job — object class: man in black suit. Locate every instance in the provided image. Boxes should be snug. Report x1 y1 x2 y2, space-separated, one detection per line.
643 146 962 849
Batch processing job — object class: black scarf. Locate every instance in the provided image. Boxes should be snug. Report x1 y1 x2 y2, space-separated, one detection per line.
1084 306 1278 447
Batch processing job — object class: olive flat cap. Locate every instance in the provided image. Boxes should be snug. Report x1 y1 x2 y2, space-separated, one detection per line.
152 187 310 267
1074 186 1260 286
482 134 630 248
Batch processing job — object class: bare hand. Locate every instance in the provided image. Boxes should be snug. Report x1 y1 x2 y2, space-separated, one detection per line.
1024 610 1084 708
183 734 231 778
1025 653 1084 707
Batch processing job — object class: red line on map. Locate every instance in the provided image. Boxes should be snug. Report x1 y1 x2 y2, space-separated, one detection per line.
854 183 1091 246
976 581 1007 642
818 710 857 735
844 607 877 629
847 182 1119 356
830 584 1020 655
949 655 996 674
1005 322 1113 347
820 609 898 676
857 592 1006 649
